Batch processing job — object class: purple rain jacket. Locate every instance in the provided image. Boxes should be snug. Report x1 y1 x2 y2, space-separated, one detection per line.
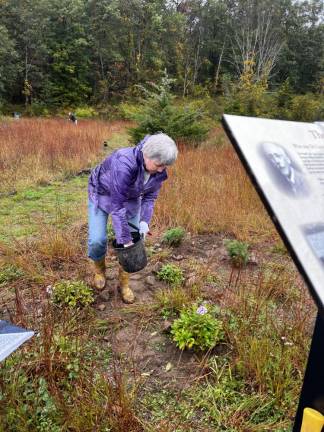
88 137 168 245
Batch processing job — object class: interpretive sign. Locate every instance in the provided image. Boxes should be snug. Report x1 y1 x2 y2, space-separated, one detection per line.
0 320 34 361
222 114 324 310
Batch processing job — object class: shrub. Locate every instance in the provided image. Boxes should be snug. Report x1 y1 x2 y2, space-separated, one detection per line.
74 106 98 118
127 73 210 145
288 94 323 122
275 79 294 119
52 280 94 308
118 102 142 120
24 101 50 117
162 227 185 247
171 304 224 350
224 239 249 267
156 263 184 287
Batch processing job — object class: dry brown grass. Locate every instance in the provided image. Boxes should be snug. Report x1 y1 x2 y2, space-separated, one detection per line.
0 118 130 193
0 223 87 286
155 144 275 241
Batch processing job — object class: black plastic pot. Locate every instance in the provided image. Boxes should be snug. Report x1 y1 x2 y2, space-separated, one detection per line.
112 231 147 273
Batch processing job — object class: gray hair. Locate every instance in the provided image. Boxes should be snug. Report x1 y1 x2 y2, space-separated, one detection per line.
142 133 178 165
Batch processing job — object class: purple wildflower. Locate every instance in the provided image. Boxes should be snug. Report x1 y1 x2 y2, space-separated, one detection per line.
196 305 208 315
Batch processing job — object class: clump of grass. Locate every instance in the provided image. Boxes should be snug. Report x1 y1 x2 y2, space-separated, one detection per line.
222 272 312 407
52 280 94 308
234 331 300 401
224 239 249 267
36 227 82 260
0 264 24 286
188 357 289 430
155 284 201 318
162 227 185 247
0 238 51 284
156 263 185 288
256 263 300 304
271 241 288 255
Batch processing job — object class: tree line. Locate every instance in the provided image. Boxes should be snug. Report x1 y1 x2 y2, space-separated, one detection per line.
0 0 323 109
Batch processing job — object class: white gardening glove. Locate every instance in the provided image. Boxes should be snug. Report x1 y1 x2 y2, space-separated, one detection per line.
124 241 133 248
139 221 149 240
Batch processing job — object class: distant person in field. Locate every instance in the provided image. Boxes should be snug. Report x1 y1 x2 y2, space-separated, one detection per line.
88 133 178 303
68 112 77 125
261 141 310 198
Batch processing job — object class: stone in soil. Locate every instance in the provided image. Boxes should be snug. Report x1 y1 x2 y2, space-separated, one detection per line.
172 254 184 261
98 290 110 302
145 276 155 286
151 262 163 273
130 273 142 280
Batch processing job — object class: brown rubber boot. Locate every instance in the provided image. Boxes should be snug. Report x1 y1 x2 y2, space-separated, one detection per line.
91 258 106 290
118 266 135 304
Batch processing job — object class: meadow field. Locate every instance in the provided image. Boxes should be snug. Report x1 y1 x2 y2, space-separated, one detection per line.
0 118 316 431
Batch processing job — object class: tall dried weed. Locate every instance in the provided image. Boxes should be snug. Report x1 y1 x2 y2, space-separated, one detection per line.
155 145 275 241
0 118 130 193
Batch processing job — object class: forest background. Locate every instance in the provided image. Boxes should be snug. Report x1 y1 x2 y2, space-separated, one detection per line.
0 0 323 121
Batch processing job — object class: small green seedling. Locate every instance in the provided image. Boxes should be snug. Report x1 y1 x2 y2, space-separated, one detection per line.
171 304 224 351
224 239 249 267
157 264 184 287
52 280 94 308
162 227 185 247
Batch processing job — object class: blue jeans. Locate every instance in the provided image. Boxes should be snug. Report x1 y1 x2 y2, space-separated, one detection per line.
88 200 140 261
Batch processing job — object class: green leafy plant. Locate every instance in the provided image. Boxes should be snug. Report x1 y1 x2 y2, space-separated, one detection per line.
0 264 24 286
52 280 94 308
171 304 224 351
162 227 185 247
156 263 184 288
36 377 61 432
224 239 250 267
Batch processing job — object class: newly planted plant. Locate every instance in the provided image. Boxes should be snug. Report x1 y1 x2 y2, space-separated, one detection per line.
224 239 249 267
171 304 224 351
156 263 185 288
162 227 185 247
52 280 94 308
